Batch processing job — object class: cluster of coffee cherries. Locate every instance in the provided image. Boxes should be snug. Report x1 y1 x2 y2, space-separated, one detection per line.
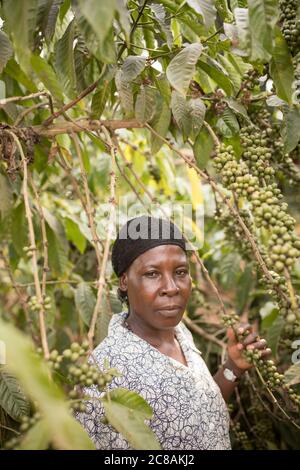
240 125 275 182
240 69 261 104
213 144 260 197
248 106 300 186
231 422 253 450
4 410 42 450
249 184 300 274
245 349 300 406
214 143 300 275
28 295 52 312
279 0 300 55
43 342 120 412
252 420 275 443
215 209 254 260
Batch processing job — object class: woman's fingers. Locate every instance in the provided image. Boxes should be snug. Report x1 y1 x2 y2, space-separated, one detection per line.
243 332 260 346
245 338 267 350
259 348 272 358
237 323 253 336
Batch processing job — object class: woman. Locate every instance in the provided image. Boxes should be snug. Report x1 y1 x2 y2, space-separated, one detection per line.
77 215 271 450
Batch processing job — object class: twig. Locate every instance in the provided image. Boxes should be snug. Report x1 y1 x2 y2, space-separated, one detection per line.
183 316 226 350
33 119 145 138
114 153 149 209
284 268 298 310
116 139 157 203
28 175 50 306
6 131 49 359
255 366 300 430
203 121 220 146
117 0 149 60
0 91 49 106
71 134 103 273
87 127 117 348
42 80 99 126
14 102 48 126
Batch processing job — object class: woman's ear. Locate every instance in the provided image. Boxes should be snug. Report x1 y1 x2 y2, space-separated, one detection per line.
119 272 128 292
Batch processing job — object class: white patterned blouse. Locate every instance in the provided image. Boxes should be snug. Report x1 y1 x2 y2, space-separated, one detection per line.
76 311 231 450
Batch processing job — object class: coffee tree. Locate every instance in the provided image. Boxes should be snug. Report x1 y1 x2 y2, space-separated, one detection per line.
0 0 300 450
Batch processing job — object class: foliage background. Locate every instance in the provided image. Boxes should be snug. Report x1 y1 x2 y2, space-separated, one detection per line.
0 0 300 450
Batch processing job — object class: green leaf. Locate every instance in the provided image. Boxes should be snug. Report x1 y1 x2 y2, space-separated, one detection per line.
222 107 240 134
186 0 217 28
121 55 147 82
135 86 156 123
153 73 171 105
116 0 131 43
198 59 233 95
248 0 279 61
282 106 300 154
38 0 64 43
31 55 64 103
102 388 161 450
150 99 171 154
0 370 30 422
2 0 39 71
0 319 95 449
233 7 251 53
217 53 241 94
115 69 134 115
46 224 69 276
91 66 115 118
0 80 5 100
0 174 13 217
284 363 300 386
171 91 191 139
19 419 51 450
74 282 96 327
55 19 76 98
219 251 241 289
77 0 116 46
225 97 249 121
236 265 254 314
11 203 28 257
193 125 214 170
0 30 13 73
150 3 173 49
3 59 38 93
267 314 285 357
166 43 203 96
97 27 116 64
189 97 206 140
64 217 87 254
269 27 294 105
171 91 206 140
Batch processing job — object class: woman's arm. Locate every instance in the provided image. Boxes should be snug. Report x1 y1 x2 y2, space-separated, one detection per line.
213 357 244 402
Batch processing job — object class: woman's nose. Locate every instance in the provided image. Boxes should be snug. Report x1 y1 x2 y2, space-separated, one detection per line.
159 275 179 295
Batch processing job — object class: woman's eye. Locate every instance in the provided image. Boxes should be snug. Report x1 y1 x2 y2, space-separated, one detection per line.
145 271 158 277
176 270 188 276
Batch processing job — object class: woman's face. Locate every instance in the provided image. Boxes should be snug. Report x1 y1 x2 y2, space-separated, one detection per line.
119 244 192 330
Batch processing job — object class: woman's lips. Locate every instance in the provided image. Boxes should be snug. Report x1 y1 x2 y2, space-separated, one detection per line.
157 306 182 315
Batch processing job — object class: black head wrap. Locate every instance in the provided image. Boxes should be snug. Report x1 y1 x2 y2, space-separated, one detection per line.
112 215 188 277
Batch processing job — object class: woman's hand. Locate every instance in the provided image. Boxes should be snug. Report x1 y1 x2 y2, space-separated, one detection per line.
226 323 272 375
